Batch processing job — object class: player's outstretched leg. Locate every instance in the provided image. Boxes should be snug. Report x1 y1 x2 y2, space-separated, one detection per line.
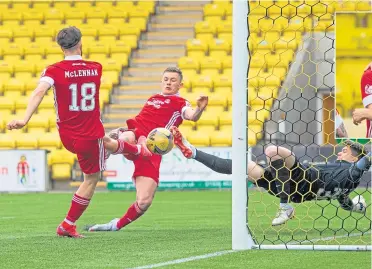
88 176 157 232
170 126 195 158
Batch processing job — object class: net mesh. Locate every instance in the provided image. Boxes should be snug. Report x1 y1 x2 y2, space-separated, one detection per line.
247 0 371 247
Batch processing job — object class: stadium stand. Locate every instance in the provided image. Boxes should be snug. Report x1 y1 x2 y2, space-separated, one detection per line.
0 0 153 180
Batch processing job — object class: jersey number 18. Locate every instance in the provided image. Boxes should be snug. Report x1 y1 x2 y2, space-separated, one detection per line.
69 82 96 112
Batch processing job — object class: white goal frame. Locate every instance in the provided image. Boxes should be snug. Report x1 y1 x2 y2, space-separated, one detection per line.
231 0 371 252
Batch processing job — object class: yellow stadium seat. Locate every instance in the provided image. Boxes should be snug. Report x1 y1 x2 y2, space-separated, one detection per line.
65 9 86 20
129 8 150 18
0 61 13 74
13 26 34 38
96 1 114 10
182 69 197 79
32 2 51 10
14 60 36 74
24 44 46 58
216 20 232 34
192 75 213 89
0 134 16 149
200 69 219 76
2 9 22 21
196 33 214 42
73 1 93 9
4 78 26 94
204 3 226 17
14 133 38 149
187 131 210 147
25 78 40 93
3 55 21 64
0 37 10 47
208 94 228 107
28 114 49 132
99 36 118 44
0 28 13 38
197 126 217 138
196 111 219 127
178 125 194 140
222 56 232 69
178 56 200 70
210 130 231 146
98 24 120 37
44 8 65 20
119 24 141 36
106 8 129 20
195 21 217 35
187 51 205 59
14 96 29 110
13 37 32 46
110 41 131 55
200 57 222 70
115 1 134 10
129 17 148 31
186 39 208 53
101 58 124 72
222 67 231 76
209 50 227 59
65 18 84 28
23 10 44 21
23 20 42 28
209 38 231 53
102 71 119 85
14 72 34 82
44 19 63 28
3 43 24 56
34 25 56 38
52 163 72 180
49 149 75 165
38 132 61 150
86 18 106 27
0 72 11 86
88 42 110 55
136 1 155 13
0 96 14 113
110 53 129 66
213 75 232 88
119 35 138 49
204 16 223 25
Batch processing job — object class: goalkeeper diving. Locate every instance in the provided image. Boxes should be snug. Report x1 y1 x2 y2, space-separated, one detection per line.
170 127 370 226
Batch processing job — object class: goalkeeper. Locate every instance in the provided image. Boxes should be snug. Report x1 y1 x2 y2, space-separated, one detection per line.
170 127 370 226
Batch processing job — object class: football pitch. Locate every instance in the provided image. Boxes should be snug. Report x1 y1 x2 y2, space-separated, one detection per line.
0 191 370 269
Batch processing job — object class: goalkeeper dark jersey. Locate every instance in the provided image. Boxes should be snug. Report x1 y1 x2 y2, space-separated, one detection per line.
257 160 365 203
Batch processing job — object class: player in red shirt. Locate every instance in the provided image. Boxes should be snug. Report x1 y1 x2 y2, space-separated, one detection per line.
7 27 151 238
352 68 372 137
86 67 208 232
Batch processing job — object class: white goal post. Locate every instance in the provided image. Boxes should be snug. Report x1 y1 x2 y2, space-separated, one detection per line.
231 0 371 251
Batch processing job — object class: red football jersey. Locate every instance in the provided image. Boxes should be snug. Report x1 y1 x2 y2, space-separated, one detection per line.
360 69 372 138
127 93 191 136
40 55 105 140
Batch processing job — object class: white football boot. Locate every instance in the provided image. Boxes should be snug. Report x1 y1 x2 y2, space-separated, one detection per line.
272 206 295 226
86 218 120 232
351 195 367 214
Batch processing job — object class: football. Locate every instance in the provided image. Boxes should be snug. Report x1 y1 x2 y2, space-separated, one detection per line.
146 127 174 155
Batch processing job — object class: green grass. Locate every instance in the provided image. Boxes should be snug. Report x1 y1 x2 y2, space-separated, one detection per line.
0 191 370 269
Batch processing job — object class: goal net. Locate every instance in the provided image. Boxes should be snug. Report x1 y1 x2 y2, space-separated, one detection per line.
232 0 371 251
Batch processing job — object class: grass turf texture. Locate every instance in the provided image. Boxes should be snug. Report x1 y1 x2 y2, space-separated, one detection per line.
0 191 370 269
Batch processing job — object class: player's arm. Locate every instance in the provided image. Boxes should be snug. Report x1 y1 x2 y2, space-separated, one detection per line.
182 95 208 122
353 104 372 124
335 110 348 137
7 81 50 130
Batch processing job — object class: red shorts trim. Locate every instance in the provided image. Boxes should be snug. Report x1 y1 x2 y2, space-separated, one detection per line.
60 134 106 175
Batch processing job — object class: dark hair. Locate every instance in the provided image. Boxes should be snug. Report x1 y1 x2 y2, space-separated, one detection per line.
163 67 183 81
343 140 369 160
57 26 82 50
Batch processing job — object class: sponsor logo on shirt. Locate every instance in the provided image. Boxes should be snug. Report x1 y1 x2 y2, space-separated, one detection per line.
147 99 169 109
365 84 372 94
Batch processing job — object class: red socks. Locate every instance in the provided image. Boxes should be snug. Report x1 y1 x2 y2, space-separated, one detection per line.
116 202 145 230
113 139 139 155
64 194 90 225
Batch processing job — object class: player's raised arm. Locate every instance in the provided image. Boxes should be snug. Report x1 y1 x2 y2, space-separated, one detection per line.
335 109 348 137
182 95 208 122
7 81 50 130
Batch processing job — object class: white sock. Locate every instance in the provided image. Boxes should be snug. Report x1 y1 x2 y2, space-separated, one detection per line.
64 218 74 225
191 145 196 158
